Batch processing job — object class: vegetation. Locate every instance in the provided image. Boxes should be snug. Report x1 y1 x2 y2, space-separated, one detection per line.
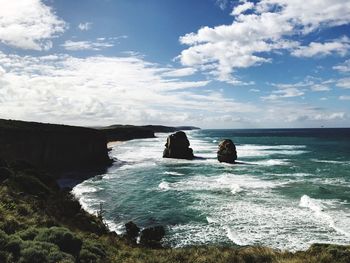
0 159 349 262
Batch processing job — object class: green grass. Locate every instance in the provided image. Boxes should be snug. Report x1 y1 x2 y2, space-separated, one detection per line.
0 160 349 263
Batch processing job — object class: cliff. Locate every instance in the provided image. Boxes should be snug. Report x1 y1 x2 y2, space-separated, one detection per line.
0 119 112 174
98 124 201 142
99 125 156 141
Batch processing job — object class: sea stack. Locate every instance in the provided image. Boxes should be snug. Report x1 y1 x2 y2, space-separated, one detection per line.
163 131 194 160
217 139 237 164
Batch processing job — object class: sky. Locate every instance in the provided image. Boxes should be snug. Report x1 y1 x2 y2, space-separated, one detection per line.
0 0 350 128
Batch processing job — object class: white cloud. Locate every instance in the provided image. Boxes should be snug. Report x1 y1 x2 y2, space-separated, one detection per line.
261 88 304 100
249 88 260 92
78 22 92 31
336 78 350 89
0 0 66 50
0 51 259 126
339 95 350 100
310 84 331 92
333 59 350 73
215 0 229 10
62 40 114 51
162 67 197 77
263 102 346 124
178 0 350 84
291 37 350 57
231 1 254 16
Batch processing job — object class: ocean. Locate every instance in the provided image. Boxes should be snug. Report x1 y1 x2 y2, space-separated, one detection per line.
72 128 350 251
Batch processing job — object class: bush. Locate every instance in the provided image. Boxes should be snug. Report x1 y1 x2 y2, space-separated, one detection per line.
82 240 107 258
19 246 49 263
47 250 75 263
19 240 60 263
5 234 22 258
78 249 100 263
34 227 82 256
18 227 40 241
0 229 9 248
0 217 22 234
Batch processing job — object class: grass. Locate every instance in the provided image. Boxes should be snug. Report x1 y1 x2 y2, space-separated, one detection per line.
0 159 349 263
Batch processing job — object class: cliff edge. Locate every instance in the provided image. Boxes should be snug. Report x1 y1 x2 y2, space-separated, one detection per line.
0 119 112 174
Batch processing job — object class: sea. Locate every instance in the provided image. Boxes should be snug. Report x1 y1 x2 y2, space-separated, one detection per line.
72 128 350 251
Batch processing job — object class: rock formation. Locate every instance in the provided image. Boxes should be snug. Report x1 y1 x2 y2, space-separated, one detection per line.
217 139 237 164
163 131 194 160
139 226 165 248
125 221 140 241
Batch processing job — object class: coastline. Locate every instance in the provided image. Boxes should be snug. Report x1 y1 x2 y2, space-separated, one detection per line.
0 118 349 262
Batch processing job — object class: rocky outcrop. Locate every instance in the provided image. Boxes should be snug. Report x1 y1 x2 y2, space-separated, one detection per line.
125 221 140 241
0 119 112 175
217 139 237 164
139 226 165 248
163 131 194 160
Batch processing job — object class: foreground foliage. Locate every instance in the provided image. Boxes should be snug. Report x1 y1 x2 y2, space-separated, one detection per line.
0 160 349 263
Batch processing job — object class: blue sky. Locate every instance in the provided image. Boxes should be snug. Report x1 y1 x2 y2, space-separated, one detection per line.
0 0 349 128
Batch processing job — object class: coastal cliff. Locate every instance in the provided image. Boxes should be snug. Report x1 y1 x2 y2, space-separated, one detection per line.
0 119 112 174
98 124 200 142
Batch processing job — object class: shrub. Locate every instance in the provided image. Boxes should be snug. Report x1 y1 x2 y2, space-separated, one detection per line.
82 240 107 258
17 204 31 216
0 217 22 234
47 250 75 263
19 240 60 263
5 234 22 258
19 246 49 263
78 248 100 263
18 227 40 241
0 229 9 248
34 227 82 256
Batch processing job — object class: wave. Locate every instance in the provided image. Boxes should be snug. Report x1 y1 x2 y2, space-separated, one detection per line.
226 227 247 246
245 159 290 166
311 159 349 165
163 171 185 176
157 173 284 194
299 195 350 238
159 181 171 190
299 195 324 213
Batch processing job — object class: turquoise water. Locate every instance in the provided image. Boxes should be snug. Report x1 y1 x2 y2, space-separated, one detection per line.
73 129 350 251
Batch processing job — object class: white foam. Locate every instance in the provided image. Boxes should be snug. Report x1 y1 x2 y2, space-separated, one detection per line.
158 173 282 194
164 171 185 176
159 181 171 190
311 159 349 165
248 159 290 166
299 195 324 213
237 144 307 158
206 216 217 224
226 227 247 246
299 195 350 239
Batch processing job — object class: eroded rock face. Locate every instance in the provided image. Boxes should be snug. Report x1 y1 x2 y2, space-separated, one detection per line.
217 139 237 164
163 131 194 160
139 226 165 248
125 221 140 241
